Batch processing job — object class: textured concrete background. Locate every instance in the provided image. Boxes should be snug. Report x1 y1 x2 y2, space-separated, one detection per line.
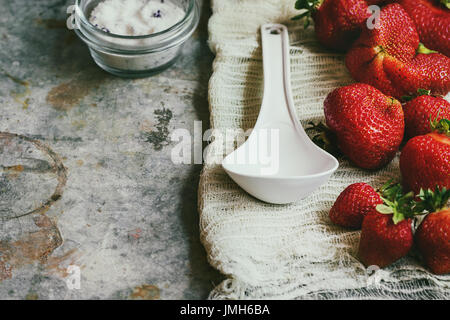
0 0 224 299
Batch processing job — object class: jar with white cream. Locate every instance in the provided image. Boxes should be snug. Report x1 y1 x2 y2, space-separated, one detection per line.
73 0 200 77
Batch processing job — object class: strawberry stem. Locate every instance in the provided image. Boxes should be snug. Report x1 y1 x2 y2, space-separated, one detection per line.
401 89 431 102
376 182 450 223
374 181 443 224
416 187 450 213
292 0 321 27
430 117 450 136
376 182 417 224
417 43 438 54
305 121 341 157
417 88 431 96
294 0 321 10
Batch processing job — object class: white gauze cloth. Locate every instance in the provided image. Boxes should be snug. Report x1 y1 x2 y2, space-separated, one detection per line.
199 0 450 299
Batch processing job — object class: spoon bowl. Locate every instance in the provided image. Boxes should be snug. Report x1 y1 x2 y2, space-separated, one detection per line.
222 24 339 204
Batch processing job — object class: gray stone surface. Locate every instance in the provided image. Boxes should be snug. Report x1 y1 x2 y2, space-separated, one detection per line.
0 0 224 299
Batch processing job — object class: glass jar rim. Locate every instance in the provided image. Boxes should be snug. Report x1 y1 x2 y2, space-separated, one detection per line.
75 0 196 40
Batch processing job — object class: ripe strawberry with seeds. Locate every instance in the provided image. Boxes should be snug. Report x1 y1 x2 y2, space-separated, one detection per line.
403 91 450 139
414 51 450 95
345 4 418 98
358 183 416 268
396 0 450 57
400 118 450 194
415 187 450 275
346 3 450 99
359 211 414 267
329 183 382 229
394 49 450 97
324 83 404 169
293 0 383 51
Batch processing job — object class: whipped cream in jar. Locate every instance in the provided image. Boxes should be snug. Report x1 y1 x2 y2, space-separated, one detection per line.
73 0 200 77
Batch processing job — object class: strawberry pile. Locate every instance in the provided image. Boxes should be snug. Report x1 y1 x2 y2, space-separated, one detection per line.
331 182 450 273
346 3 450 99
323 86 450 273
323 87 450 273
294 1 450 98
294 0 450 274
293 0 382 51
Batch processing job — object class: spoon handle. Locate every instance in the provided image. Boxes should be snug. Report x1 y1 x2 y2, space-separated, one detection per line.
258 24 298 128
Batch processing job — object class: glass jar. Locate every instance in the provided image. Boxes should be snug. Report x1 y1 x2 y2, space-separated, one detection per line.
73 0 200 78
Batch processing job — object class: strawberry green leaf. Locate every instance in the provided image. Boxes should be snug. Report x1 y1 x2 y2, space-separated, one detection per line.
430 118 450 135
305 121 341 157
304 18 311 29
379 182 403 203
417 43 438 54
295 0 307 10
392 210 405 224
376 204 394 214
401 89 431 102
417 88 431 96
440 0 450 10
376 183 448 224
292 11 310 21
377 181 423 224
295 0 321 10
293 0 319 27
401 95 414 102
378 179 394 193
416 187 450 212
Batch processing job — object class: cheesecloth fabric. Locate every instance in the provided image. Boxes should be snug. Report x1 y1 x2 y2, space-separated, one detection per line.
199 0 450 299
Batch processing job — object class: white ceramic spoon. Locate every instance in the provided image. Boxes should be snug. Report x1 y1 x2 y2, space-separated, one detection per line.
222 23 339 204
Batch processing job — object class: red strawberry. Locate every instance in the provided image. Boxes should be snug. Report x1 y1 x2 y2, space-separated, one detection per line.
399 120 450 193
358 182 417 268
345 4 418 97
416 208 450 275
411 52 450 95
359 209 413 267
403 93 450 139
346 3 450 99
357 183 447 268
415 188 450 274
293 0 380 51
324 83 404 169
330 183 382 228
383 49 450 97
396 0 450 57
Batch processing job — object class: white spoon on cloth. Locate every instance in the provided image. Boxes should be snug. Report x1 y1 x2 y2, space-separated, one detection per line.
222 23 338 204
